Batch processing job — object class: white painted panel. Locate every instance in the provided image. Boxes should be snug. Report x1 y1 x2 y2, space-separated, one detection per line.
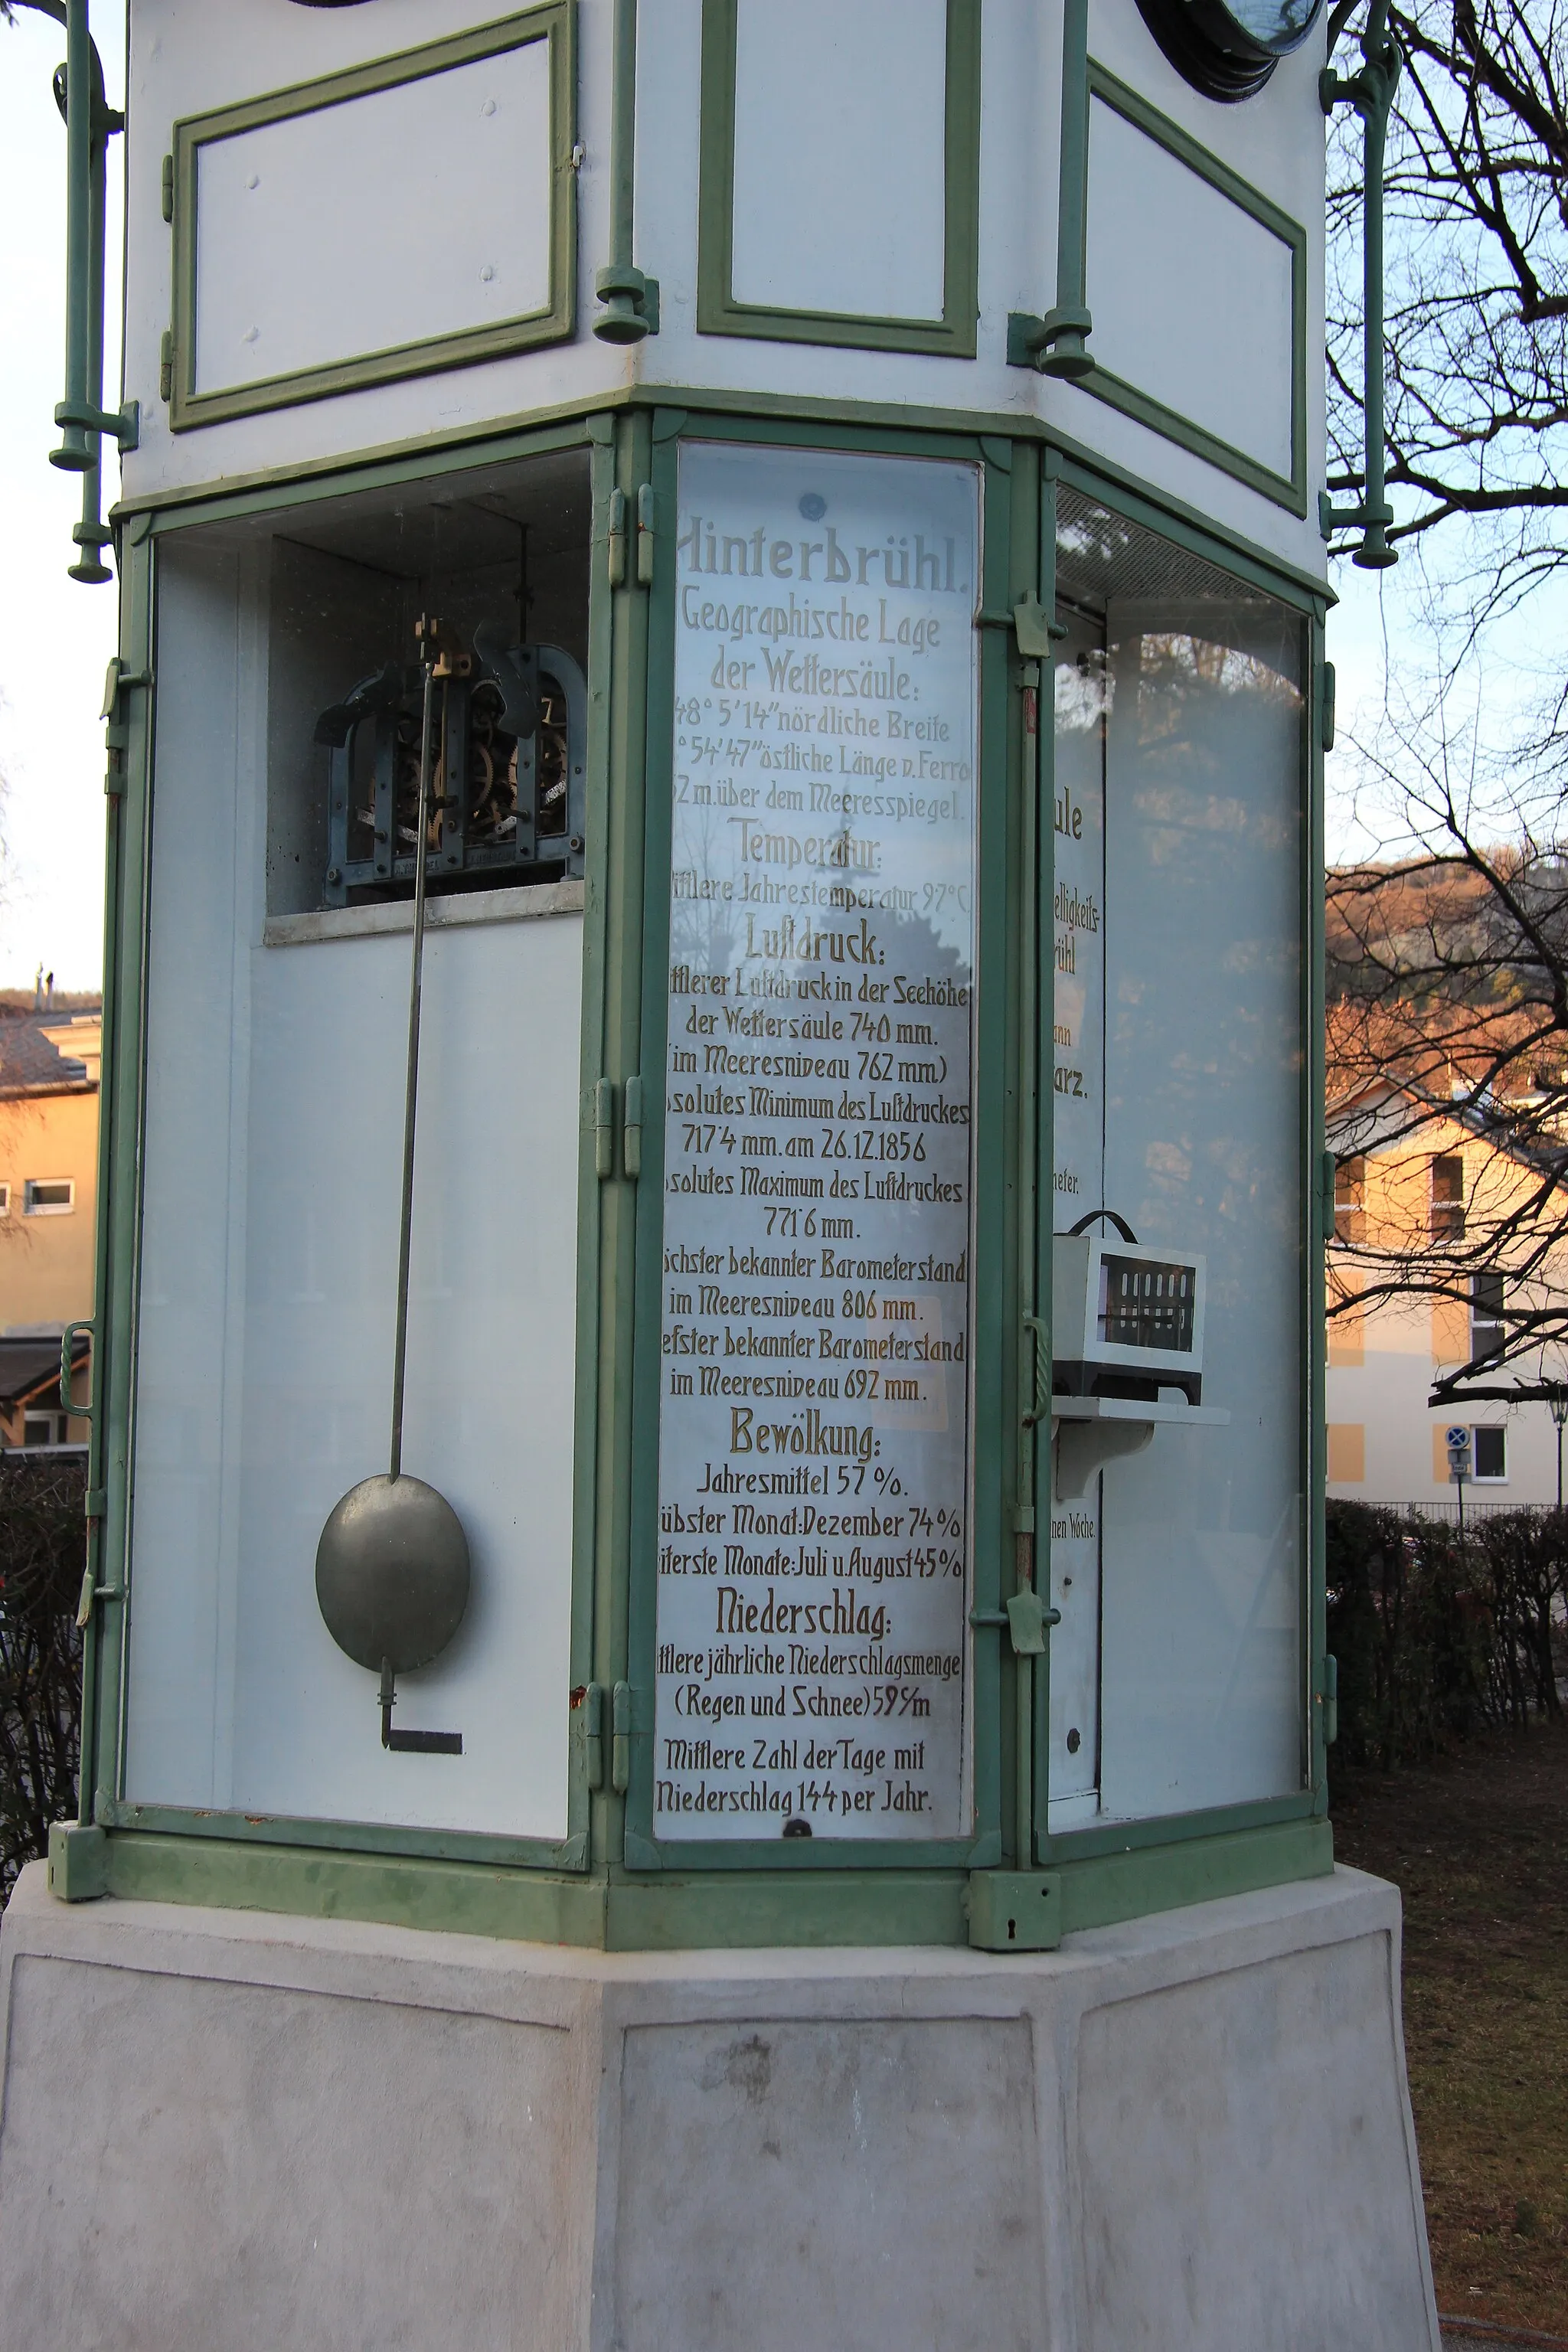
729 0 948 322
125 541 581 1841
193 41 553 397
1085 96 1295 482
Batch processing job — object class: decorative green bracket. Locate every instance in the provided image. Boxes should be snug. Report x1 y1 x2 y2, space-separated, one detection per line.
593 0 659 342
1319 2 1399 570
17 0 139 583
1007 0 1093 380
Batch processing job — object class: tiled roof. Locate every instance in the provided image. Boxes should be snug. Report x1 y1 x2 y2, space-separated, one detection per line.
0 1012 100 1099
0 1334 88 1409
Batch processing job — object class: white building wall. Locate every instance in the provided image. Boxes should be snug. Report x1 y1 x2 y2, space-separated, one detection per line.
1327 1289 1568 1511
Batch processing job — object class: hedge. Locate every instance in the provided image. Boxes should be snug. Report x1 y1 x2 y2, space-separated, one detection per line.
0 1453 84 1899
1326 1498 1566 1772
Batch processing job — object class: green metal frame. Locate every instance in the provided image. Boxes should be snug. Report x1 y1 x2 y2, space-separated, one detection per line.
1031 446 1328 1867
1078 67 1308 516
592 0 658 342
80 415 611 1877
108 387 1336 610
1013 60 1308 518
70 389 1332 1947
695 0 981 358
619 410 1010 1875
1017 0 1093 380
1318 1 1399 568
166 5 577 432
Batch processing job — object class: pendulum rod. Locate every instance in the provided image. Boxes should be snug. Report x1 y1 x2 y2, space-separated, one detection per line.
389 622 441 1485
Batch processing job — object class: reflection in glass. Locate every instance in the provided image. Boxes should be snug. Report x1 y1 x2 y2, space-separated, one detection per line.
1050 489 1305 1826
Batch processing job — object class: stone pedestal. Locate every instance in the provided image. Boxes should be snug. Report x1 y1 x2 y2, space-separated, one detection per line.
0 1861 1439 2350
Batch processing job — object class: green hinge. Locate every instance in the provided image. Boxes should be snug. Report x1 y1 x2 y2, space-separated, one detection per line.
47 1822 108 1903
967 1870 1063 1952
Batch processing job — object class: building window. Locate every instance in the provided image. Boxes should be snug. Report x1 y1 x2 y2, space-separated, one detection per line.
1327 1423 1365 1483
0 1183 8 1216
1334 1155 1365 1244
21 1411 71 1449
1327 1271 1364 1367
1434 1423 1509 1485
1430 1154 1465 1240
1470 1273 1506 1365
22 1180 74 1217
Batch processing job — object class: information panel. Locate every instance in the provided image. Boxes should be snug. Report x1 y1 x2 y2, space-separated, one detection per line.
654 442 980 1842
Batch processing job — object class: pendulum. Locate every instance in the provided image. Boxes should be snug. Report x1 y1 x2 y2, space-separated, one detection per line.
315 616 470 1754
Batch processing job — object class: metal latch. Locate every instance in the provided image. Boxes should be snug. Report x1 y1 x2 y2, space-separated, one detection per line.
1011 595 1066 658
612 1681 633 1793
594 1078 616 1178
635 484 656 587
623 1076 644 1178
574 1681 606 1788
101 661 151 797
967 1870 1063 1952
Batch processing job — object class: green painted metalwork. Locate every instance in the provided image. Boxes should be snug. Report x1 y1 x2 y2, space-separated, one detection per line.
1043 446 1327 620
106 384 1336 612
1008 0 1092 379
81 419 608 1877
695 0 981 358
1026 471 1057 1856
1031 453 1319 1860
166 4 578 430
1096 67 1305 516
617 413 1008 1876
1056 1816 1332 1936
67 400 1332 1945
87 514 156 1829
77 1813 1329 1948
967 1869 1063 1952
12 0 137 580
593 408 658 1873
46 1821 108 1900
593 0 658 342
1308 610 1331 1808
1319 2 1400 567
1011 60 1309 516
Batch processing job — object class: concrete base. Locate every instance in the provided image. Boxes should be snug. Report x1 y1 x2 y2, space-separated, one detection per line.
0 1862 1439 2351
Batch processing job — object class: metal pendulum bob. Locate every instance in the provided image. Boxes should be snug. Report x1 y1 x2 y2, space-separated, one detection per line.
315 616 470 1755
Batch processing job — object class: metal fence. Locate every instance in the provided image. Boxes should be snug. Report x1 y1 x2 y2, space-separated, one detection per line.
1387 1496 1527 1524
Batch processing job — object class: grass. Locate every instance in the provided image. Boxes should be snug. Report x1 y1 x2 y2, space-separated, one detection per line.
1331 1713 1568 2338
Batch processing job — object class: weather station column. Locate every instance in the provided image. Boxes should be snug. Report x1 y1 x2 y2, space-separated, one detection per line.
653 441 982 1842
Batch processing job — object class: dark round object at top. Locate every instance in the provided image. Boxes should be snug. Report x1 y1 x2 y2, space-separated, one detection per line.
315 1474 471 1674
1135 0 1325 100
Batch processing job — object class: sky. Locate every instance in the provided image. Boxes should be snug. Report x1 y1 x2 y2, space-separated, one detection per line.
0 5 1549 986
0 2 124 994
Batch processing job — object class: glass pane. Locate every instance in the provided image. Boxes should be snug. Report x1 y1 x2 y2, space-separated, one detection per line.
1050 489 1305 1826
653 439 982 1844
1220 0 1321 48
122 449 592 1838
